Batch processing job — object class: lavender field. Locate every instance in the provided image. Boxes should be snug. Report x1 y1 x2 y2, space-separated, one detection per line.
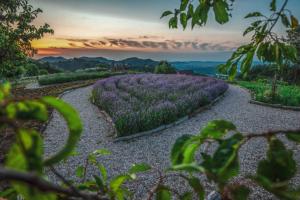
92 74 228 136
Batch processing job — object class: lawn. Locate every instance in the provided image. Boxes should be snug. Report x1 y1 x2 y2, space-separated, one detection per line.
92 74 228 136
238 81 300 107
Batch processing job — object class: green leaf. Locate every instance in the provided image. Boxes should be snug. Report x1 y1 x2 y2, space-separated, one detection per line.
256 137 296 183
171 163 205 173
6 129 44 173
270 0 276 11
184 142 200 164
187 177 205 200
77 181 97 190
192 13 199 29
213 0 230 24
192 2 210 28
180 0 189 11
229 62 238 81
187 4 194 20
75 166 84 178
171 134 193 165
281 14 291 28
110 175 131 192
6 132 28 172
169 16 178 28
161 11 173 19
257 42 269 61
291 15 299 29
97 163 108 182
92 149 111 156
243 26 255 36
245 12 263 18
241 50 254 77
180 13 188 30
6 101 48 122
252 175 299 200
129 163 151 174
218 64 228 74
5 130 56 200
0 188 16 198
0 82 11 103
286 132 300 143
201 134 243 186
200 120 236 139
156 185 171 200
230 185 250 200
93 175 105 190
180 192 193 200
252 137 298 198
42 97 82 166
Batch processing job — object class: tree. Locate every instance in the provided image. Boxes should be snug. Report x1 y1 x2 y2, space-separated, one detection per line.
162 0 299 98
154 61 176 74
287 26 300 82
287 26 300 63
0 0 53 79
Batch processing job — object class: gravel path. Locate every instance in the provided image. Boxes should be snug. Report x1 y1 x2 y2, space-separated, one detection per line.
44 85 300 199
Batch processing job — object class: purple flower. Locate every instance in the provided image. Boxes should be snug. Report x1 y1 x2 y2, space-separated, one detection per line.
93 74 228 136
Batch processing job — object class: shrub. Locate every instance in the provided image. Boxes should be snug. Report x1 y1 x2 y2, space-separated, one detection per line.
38 71 122 85
154 61 176 74
93 74 228 136
238 81 300 106
239 64 300 85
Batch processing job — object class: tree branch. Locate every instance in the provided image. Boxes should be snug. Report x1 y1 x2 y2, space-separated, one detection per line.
0 167 106 200
268 0 288 34
49 166 94 200
244 128 300 139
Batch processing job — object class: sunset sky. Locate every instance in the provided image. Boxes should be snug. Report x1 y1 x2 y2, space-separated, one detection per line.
30 0 300 61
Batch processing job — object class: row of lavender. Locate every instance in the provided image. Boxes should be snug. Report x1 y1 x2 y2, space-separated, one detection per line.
92 74 228 136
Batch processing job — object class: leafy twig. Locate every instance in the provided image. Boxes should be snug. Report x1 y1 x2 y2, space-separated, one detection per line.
0 167 106 200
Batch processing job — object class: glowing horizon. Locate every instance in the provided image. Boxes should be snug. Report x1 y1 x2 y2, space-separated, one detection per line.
30 0 300 61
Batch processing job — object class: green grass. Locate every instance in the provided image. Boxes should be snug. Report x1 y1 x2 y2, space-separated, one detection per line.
38 71 123 85
237 81 300 107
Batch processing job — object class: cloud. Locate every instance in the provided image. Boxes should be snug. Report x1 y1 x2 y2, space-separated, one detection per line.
68 43 78 47
83 42 94 48
65 38 90 43
60 36 239 52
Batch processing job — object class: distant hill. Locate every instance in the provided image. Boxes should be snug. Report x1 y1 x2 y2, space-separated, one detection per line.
171 61 225 76
37 56 158 72
39 56 67 63
117 57 158 71
171 61 263 76
76 57 113 64
36 56 262 76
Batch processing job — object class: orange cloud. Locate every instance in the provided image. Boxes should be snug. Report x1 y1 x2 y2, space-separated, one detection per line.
37 48 62 55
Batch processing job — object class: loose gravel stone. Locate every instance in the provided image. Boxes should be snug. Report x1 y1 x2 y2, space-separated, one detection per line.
44 85 300 199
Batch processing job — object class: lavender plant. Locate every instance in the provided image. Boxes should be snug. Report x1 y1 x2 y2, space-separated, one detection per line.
92 74 228 136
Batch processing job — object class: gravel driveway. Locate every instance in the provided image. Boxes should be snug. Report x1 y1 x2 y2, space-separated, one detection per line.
44 85 300 199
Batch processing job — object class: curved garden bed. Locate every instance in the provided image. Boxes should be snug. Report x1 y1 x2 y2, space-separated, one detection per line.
237 81 300 111
92 74 228 137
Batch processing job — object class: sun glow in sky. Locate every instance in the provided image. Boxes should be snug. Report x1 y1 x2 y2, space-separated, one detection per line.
30 0 300 61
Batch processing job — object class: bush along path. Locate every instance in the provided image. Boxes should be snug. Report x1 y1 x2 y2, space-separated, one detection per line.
43 85 300 199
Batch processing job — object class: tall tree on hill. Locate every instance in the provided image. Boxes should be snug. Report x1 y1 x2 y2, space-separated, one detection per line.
0 0 53 79
287 26 300 63
162 0 299 99
287 26 300 82
154 61 176 74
